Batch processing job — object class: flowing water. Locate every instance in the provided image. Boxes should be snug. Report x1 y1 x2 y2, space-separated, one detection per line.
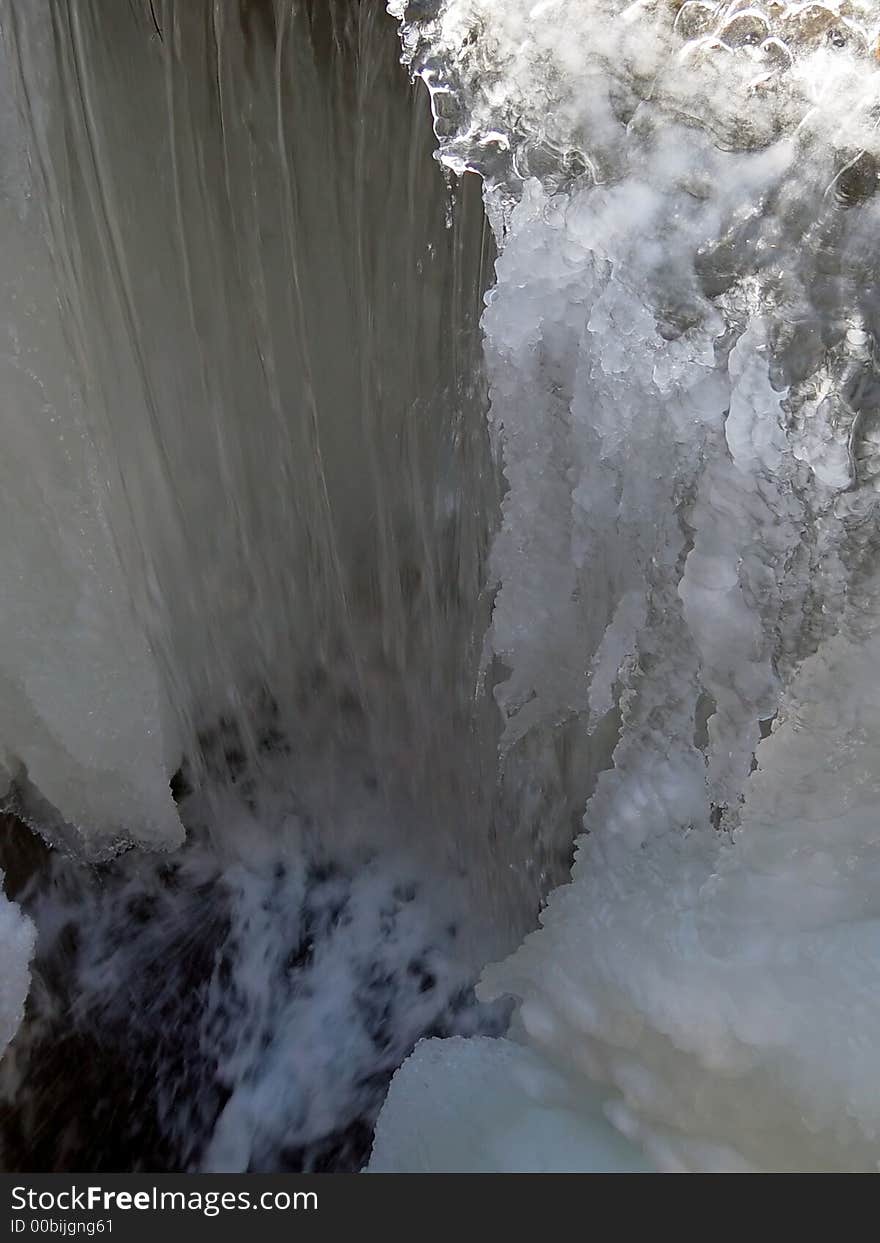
0 0 517 1172
4 0 880 1173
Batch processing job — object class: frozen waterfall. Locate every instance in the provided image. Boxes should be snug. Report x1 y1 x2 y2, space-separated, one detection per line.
3 0 880 1173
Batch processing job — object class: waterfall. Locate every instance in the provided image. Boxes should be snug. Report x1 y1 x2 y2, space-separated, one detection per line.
3 0 880 1173
0 0 519 1172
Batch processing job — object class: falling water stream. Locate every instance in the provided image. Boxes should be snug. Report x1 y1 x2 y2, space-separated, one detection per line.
0 0 583 1173
4 0 880 1173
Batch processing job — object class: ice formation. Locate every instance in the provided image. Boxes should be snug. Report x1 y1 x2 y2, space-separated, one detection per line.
0 881 32 1055
369 1035 652 1172
370 0 880 1171
4 0 880 1173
